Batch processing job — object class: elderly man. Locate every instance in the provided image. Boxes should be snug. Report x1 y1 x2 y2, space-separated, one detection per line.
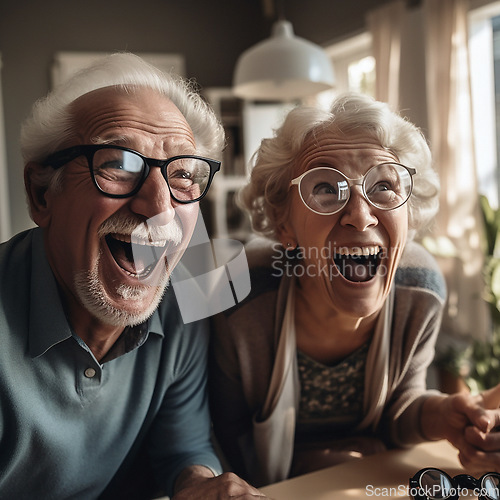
0 53 266 499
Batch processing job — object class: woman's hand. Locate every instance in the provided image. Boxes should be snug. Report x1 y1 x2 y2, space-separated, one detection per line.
458 383 500 472
421 384 500 473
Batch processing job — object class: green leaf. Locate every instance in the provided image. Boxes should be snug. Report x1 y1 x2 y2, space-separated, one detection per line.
491 262 500 302
480 195 500 255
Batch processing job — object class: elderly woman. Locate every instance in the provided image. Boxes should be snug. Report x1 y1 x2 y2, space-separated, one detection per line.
209 93 500 487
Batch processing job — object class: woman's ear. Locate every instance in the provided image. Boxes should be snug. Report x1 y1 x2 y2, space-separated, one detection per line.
277 221 297 250
24 162 52 227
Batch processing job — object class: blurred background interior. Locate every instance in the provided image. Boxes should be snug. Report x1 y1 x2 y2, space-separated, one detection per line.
1 0 500 392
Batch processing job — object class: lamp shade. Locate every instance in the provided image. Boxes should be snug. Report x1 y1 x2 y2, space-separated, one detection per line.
233 20 335 101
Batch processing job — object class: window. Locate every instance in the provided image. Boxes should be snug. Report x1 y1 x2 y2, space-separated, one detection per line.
325 31 375 96
305 32 376 109
347 55 376 96
469 1 500 208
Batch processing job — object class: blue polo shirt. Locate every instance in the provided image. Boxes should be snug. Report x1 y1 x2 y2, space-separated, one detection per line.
0 228 221 499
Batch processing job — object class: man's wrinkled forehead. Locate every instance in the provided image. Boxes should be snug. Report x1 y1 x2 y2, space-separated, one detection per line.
67 85 195 151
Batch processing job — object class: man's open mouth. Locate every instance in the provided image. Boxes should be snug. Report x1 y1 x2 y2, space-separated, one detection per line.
333 246 382 282
105 233 171 279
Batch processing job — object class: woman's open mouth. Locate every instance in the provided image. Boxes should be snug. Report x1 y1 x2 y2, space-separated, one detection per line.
333 246 382 282
105 233 172 279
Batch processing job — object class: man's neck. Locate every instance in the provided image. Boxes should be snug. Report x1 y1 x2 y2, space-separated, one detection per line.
65 300 125 362
79 326 125 362
53 279 126 361
77 320 124 362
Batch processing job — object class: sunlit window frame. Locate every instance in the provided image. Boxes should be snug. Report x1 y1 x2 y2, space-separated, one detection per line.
469 0 500 208
304 32 375 109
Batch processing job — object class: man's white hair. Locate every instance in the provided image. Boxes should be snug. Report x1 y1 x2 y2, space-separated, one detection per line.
20 52 224 167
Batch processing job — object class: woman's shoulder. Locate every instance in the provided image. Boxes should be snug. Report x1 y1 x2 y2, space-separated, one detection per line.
395 241 446 301
244 237 284 291
217 237 282 318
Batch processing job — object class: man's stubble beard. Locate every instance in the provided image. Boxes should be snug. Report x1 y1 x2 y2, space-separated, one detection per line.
74 251 170 328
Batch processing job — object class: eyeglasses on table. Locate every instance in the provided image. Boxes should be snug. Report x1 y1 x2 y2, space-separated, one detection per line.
409 467 500 500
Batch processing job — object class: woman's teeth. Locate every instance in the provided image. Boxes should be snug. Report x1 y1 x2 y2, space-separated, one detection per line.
335 246 381 257
333 246 382 282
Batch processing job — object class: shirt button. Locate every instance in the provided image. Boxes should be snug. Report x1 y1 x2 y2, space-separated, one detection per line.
84 367 97 378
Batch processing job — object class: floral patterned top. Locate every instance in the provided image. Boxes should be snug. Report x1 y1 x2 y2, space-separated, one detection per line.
295 342 369 440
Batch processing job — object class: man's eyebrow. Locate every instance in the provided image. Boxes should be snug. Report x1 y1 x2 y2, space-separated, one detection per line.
91 135 129 146
90 136 200 157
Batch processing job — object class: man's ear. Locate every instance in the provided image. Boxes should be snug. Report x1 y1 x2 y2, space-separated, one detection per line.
24 162 52 227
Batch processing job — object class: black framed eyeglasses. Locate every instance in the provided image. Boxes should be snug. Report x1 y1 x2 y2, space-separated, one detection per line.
42 144 221 203
289 163 416 215
409 467 500 500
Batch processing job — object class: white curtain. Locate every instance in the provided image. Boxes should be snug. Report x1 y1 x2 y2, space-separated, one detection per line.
0 54 11 242
367 0 405 110
368 0 490 347
423 0 489 343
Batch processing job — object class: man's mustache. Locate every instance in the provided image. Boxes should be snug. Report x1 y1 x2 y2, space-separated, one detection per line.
97 214 183 246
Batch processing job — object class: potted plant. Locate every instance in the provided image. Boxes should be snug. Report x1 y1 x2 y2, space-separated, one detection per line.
435 195 500 393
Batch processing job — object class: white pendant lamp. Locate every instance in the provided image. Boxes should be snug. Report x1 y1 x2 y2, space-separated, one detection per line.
233 19 335 102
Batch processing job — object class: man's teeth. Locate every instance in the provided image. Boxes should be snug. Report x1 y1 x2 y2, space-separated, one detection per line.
336 246 381 257
112 233 167 248
123 263 156 278
106 232 171 279
133 238 167 248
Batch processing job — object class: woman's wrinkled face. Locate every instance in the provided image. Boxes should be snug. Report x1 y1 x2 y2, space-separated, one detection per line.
279 131 409 319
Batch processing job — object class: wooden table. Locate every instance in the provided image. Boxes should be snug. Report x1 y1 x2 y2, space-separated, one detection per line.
260 440 467 499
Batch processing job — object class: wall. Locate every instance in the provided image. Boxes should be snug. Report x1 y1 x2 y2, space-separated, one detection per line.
0 0 394 238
